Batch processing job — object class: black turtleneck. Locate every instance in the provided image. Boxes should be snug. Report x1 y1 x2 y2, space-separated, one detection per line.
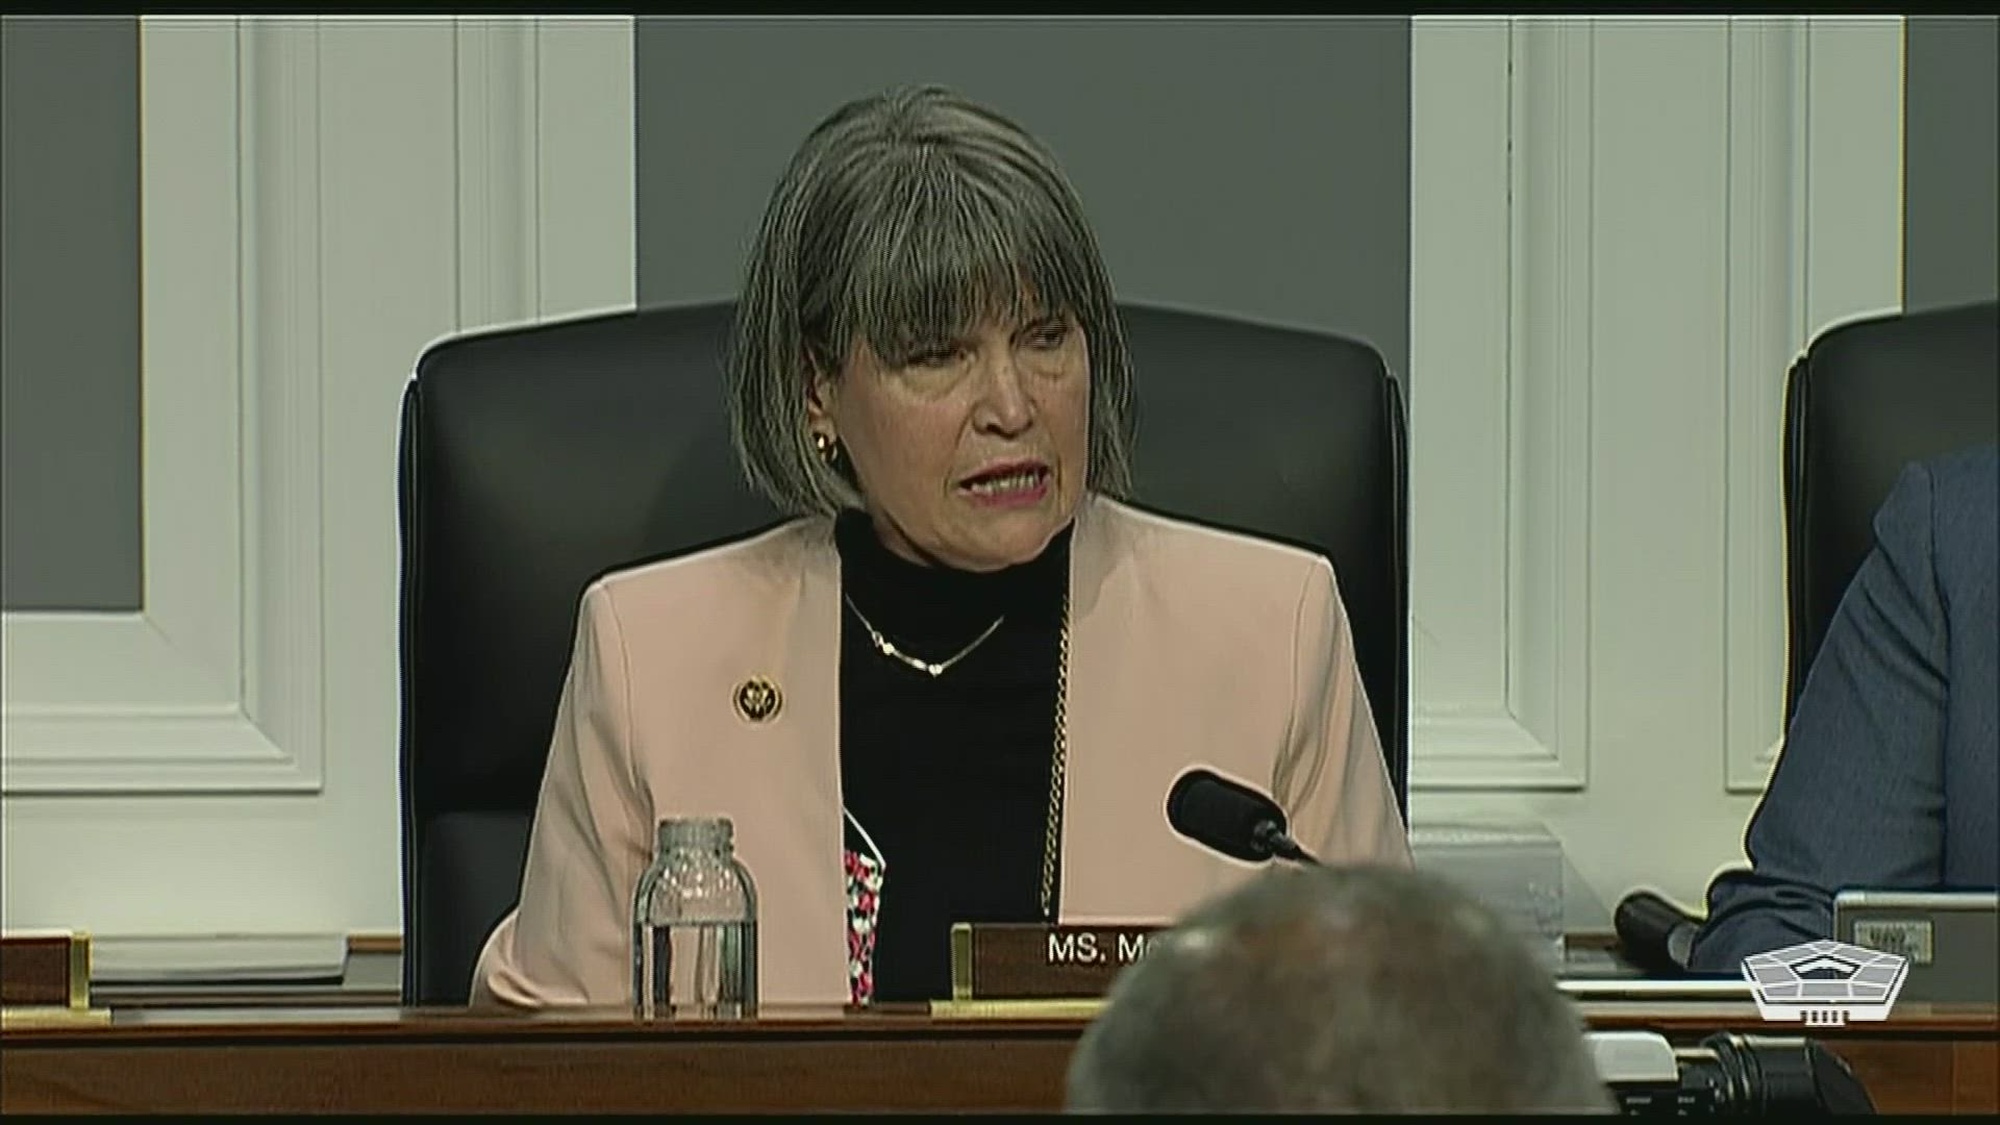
834 510 1069 1004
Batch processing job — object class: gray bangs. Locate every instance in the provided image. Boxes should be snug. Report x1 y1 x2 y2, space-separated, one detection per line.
812 151 1094 371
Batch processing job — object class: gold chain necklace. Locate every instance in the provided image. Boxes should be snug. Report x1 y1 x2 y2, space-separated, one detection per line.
842 589 1069 922
840 588 1064 920
1040 587 1071 922
843 596 1005 678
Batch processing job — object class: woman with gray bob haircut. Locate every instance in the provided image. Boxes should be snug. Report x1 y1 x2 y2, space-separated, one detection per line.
472 85 1411 1014
729 84 1137 520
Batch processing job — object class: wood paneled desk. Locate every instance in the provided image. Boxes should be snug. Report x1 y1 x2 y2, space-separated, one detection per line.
4 1001 1994 1114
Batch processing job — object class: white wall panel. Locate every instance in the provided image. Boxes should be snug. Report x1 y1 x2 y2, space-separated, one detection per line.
1408 16 1903 923
0 16 636 936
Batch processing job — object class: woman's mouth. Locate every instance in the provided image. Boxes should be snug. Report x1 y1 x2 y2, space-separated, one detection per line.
958 462 1052 505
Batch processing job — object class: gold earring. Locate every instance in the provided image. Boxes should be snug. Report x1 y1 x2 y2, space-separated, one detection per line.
813 432 838 465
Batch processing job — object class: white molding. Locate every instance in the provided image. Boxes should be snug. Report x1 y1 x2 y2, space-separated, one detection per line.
1409 18 1591 790
1503 18 1596 793
1723 16 1904 793
1411 16 1903 797
454 15 634 332
1722 18 1803 798
2 15 634 797
238 18 328 786
2 16 637 938
534 17 636 320
1799 18 1906 340
1 19 326 794
4 617 230 708
455 18 540 330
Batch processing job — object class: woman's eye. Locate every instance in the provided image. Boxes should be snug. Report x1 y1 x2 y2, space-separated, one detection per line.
1027 324 1070 349
910 346 960 368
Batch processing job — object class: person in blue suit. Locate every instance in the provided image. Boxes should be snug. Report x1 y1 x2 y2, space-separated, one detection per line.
1691 442 1999 972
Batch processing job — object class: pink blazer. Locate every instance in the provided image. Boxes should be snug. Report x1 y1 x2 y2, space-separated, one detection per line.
472 494 1412 1008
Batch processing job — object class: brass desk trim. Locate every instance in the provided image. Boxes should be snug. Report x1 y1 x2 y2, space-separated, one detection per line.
2 1003 1992 1115
930 998 1106 1020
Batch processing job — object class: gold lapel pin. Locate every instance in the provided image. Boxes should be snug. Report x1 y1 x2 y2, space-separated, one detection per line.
734 676 783 724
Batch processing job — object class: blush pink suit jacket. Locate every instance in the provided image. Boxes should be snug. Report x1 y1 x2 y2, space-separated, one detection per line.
472 494 1412 1008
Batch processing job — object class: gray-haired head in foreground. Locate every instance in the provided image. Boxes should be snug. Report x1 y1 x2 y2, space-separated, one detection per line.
1065 864 1615 1115
727 84 1137 517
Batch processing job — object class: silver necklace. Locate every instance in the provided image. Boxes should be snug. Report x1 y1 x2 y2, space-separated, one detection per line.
843 595 1005 678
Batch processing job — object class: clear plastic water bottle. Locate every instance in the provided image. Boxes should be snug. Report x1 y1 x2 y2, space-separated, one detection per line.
631 816 759 1020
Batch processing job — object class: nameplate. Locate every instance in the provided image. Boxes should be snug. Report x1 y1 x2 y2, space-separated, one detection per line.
1 930 91 1009
949 922 1163 1001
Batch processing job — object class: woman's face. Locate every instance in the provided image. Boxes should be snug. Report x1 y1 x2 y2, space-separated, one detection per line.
808 307 1091 572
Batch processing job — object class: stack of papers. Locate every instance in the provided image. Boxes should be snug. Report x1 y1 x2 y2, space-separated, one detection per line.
1557 978 1753 1000
89 933 349 985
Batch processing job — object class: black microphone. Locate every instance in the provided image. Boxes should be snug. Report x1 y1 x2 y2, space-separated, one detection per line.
1166 768 1320 866
1614 889 1702 976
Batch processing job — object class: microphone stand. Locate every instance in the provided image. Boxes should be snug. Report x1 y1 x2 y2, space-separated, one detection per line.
1252 821 1322 866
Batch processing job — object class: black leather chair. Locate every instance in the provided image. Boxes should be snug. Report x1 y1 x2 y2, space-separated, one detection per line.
1780 299 1999 723
1616 300 1999 977
1616 298 1992 972
397 300 1410 1005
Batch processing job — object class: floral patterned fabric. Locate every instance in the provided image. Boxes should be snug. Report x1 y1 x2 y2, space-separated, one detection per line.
842 846 886 1005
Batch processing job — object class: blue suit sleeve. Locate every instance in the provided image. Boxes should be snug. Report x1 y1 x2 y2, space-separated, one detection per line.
1688 462 1951 973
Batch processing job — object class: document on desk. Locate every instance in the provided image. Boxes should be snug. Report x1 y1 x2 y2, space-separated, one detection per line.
1557 979 1753 1000
90 933 349 984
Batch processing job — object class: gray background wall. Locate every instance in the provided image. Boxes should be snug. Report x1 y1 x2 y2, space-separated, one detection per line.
633 17 1413 385
1903 15 1999 312
1 16 142 610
